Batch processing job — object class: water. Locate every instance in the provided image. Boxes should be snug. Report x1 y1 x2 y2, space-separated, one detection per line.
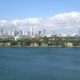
0 47 80 80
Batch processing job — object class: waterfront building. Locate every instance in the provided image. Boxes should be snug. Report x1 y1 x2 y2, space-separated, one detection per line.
15 35 30 41
0 35 15 41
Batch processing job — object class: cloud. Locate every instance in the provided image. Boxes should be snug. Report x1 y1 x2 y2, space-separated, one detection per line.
0 12 80 33
50 12 80 28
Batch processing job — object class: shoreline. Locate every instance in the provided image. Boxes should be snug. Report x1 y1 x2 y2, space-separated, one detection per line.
0 46 80 48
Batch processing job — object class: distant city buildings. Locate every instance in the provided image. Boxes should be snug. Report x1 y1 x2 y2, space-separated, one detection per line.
0 26 80 41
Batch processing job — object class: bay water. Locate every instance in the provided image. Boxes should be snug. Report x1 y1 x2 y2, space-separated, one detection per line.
0 47 80 80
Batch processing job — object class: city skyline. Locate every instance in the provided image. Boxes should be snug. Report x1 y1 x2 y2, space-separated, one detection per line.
0 0 80 33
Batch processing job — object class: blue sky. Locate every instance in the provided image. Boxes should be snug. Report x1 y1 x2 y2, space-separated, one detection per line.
0 0 80 33
0 0 80 19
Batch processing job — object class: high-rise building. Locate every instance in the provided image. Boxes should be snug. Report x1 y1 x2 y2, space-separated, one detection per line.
38 30 42 35
43 29 47 36
29 26 35 36
79 27 80 35
0 29 4 35
30 26 33 36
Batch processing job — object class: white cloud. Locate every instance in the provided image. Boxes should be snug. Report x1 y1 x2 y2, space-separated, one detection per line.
50 12 80 27
0 12 80 33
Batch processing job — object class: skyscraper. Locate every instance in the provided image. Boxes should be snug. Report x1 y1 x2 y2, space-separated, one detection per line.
29 26 35 36
0 28 4 35
79 27 80 35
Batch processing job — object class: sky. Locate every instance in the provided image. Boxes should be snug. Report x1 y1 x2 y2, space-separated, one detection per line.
0 0 80 33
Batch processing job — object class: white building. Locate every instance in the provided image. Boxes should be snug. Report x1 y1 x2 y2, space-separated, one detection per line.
29 26 36 37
